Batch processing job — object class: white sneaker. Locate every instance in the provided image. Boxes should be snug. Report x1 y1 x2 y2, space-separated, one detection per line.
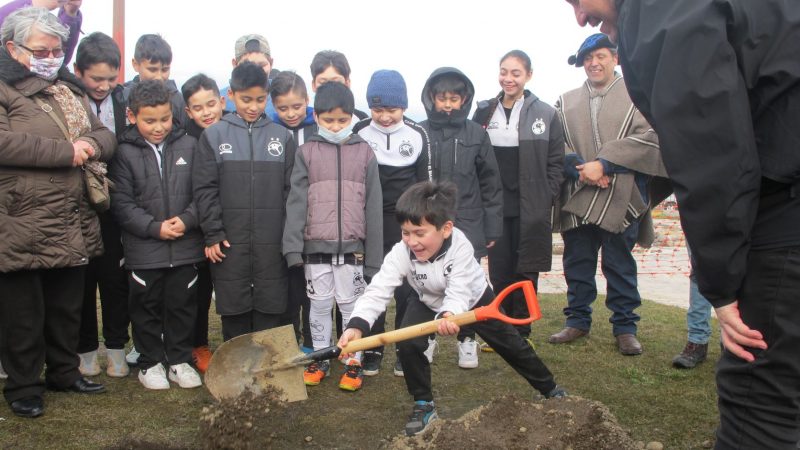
0 360 7 379
78 350 101 376
126 346 140 365
423 337 438 363
139 363 170 390
169 363 202 389
106 348 130 378
458 338 479 369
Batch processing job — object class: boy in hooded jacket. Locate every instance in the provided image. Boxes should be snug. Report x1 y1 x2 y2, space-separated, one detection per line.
419 67 503 370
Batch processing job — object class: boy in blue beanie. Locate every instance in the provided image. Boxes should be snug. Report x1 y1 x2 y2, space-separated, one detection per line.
354 70 432 376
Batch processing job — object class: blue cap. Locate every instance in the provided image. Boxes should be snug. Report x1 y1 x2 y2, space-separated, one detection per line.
366 70 408 109
568 33 616 67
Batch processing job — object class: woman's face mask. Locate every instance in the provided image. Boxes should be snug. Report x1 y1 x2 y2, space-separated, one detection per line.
29 54 64 80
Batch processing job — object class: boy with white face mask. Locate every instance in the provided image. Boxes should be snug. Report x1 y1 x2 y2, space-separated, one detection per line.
283 81 383 392
353 70 432 376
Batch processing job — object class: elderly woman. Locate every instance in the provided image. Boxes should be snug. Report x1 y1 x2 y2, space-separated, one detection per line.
0 7 115 418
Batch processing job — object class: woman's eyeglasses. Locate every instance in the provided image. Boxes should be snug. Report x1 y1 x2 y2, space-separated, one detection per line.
17 44 64 59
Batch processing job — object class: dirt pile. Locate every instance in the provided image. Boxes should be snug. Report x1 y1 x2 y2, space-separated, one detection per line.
199 386 294 450
384 395 639 450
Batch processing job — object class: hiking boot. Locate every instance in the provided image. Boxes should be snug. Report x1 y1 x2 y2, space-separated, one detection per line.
362 351 382 376
169 363 202 388
544 386 568 399
405 401 438 436
338 360 364 391
457 337 478 369
423 337 438 363
672 342 708 369
126 346 141 366
106 348 130 378
78 350 101 376
548 327 589 344
192 346 213 374
139 363 169 390
0 360 7 379
393 358 404 377
616 334 643 355
303 360 330 386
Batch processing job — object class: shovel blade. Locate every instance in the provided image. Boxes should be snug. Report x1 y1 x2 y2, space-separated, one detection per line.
205 325 308 402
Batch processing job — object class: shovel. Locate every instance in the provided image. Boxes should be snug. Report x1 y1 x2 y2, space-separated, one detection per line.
205 280 541 402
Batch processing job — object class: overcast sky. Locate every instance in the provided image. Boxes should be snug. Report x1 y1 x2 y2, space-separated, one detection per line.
78 0 599 121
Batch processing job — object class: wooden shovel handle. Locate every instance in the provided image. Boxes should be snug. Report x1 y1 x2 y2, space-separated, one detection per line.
340 280 540 354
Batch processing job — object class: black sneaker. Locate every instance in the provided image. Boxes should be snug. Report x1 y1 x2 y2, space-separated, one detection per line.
362 351 382 376
405 401 437 436
544 386 568 399
672 342 708 369
393 358 404 377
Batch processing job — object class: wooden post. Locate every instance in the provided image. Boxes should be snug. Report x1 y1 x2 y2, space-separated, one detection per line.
112 0 125 82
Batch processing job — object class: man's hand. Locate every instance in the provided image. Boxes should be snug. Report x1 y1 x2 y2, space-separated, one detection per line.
159 222 182 240
337 328 363 361
437 312 460 336
716 301 767 362
577 160 605 184
205 240 230 263
166 216 185 234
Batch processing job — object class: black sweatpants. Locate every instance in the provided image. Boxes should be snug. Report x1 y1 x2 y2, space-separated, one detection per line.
0 267 85 404
221 310 281 342
78 215 130 352
715 247 800 449
280 266 309 346
397 286 557 402
488 216 539 338
128 265 197 370
193 263 213 348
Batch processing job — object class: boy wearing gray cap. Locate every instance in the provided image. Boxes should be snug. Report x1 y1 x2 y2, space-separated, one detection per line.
223 34 278 116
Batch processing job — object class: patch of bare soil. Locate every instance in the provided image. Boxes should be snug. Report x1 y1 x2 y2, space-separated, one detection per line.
384 395 639 450
199 386 294 450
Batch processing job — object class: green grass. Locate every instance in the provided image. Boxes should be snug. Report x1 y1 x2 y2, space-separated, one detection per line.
0 294 720 449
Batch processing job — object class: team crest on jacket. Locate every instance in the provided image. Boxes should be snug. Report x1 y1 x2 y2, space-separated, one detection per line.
267 138 284 156
444 261 454 277
399 141 415 158
532 118 546 135
487 121 499 130
219 143 233 154
368 141 378 151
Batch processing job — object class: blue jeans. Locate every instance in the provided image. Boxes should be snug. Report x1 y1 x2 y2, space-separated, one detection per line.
686 245 713 344
562 222 641 336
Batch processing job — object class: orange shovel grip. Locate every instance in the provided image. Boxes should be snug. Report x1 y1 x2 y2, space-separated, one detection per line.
473 280 541 325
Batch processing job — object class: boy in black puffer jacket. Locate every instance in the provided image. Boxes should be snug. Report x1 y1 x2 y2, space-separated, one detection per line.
110 80 205 391
419 67 502 370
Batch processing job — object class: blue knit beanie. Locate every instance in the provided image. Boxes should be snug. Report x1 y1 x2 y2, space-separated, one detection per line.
366 70 408 109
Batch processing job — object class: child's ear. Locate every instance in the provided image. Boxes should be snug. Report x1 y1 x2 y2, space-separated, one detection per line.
184 106 191 116
441 221 454 238
231 57 238 68
131 58 139 73
220 95 226 105
126 108 137 125
227 88 233 99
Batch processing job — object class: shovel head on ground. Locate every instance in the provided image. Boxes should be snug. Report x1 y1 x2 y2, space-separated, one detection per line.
205 324 307 402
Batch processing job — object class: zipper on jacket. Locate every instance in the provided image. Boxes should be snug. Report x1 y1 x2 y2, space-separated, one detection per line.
386 132 391 151
336 143 343 257
160 142 174 267
248 123 255 296
454 138 459 166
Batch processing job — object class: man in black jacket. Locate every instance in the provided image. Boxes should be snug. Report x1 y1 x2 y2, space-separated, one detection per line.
564 0 800 448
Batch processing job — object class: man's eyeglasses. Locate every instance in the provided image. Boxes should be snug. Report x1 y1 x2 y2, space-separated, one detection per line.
17 44 64 59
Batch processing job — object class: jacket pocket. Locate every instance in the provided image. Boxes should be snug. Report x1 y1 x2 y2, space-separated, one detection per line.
0 175 23 216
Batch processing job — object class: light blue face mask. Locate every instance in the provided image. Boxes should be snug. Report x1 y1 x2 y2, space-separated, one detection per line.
317 122 354 144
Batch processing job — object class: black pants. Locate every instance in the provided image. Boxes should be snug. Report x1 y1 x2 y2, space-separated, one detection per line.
0 267 85 404
280 266 309 346
456 254 484 343
128 266 197 369
715 247 800 449
193 263 213 348
366 279 415 355
488 216 539 338
78 216 129 352
221 310 281 342
397 287 557 402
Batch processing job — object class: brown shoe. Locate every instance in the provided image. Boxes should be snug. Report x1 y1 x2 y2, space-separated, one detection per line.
548 327 589 344
616 334 643 355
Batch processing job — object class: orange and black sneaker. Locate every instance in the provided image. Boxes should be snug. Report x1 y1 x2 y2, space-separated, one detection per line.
338 360 364 391
303 360 330 386
192 346 213 374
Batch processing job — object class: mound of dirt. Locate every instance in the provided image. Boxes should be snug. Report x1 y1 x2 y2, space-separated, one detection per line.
384 395 639 450
199 386 292 450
